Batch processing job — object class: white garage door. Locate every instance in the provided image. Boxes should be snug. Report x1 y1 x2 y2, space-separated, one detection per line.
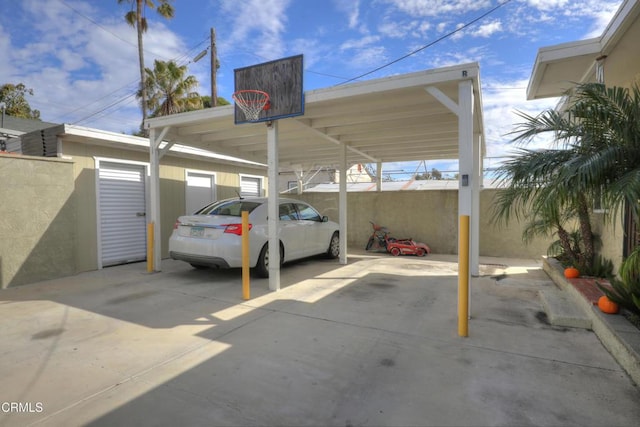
98 162 147 267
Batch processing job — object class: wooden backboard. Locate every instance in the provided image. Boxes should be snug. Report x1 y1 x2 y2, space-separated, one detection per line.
233 54 304 124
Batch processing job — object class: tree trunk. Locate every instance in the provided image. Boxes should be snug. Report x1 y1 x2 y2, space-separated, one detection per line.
556 224 580 267
136 0 148 136
577 193 595 270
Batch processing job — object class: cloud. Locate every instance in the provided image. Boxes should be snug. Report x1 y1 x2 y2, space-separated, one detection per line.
338 35 387 69
333 0 361 29
525 0 571 10
339 35 382 51
524 0 622 39
382 0 492 17
471 20 503 38
481 78 559 160
378 19 432 39
582 1 621 38
0 0 192 132
426 45 488 69
219 0 292 61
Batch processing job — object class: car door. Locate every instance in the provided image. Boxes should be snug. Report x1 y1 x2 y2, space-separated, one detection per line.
294 202 327 256
279 202 305 261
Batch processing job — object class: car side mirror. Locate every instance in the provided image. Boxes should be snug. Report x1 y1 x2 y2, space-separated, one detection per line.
322 216 329 222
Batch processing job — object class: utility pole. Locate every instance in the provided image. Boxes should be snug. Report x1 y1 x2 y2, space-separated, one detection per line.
211 28 217 107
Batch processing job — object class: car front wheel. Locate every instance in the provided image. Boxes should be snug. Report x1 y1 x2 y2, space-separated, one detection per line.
327 232 339 258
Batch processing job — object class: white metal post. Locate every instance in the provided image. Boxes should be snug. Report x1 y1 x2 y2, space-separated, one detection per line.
149 128 162 272
471 133 481 276
267 121 280 290
458 79 474 319
339 142 348 264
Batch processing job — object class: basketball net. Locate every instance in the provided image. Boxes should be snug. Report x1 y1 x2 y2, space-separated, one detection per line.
232 90 270 122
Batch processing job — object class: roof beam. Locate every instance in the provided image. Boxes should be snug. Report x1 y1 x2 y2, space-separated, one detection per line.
426 87 459 116
292 119 379 162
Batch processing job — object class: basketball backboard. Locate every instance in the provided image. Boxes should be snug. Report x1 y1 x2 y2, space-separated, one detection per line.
233 54 304 124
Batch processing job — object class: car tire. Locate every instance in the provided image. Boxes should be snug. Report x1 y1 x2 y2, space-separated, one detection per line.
416 248 426 257
255 242 283 278
390 247 401 256
326 232 340 258
190 263 208 269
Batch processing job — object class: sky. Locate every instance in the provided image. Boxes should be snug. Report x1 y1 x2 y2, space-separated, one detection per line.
0 0 624 178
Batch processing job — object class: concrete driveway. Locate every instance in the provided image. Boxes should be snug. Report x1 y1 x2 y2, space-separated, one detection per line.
1 252 639 426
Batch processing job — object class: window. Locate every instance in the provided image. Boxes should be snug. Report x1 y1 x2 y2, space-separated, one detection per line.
279 203 299 221
296 203 322 221
196 200 261 216
240 175 263 197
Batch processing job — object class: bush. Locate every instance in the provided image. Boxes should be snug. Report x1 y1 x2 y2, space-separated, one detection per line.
582 255 614 279
597 248 640 316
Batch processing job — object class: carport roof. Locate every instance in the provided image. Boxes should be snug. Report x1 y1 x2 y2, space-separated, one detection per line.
145 62 485 169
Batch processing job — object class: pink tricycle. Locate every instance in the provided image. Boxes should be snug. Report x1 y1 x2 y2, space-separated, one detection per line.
365 222 431 257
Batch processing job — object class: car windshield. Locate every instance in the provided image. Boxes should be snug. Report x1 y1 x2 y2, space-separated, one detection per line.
195 200 261 216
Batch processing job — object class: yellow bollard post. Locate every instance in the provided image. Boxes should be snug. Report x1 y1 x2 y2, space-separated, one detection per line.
458 215 469 337
242 211 250 300
147 222 154 273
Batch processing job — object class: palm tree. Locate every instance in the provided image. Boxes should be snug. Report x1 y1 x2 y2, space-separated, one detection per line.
117 0 175 133
493 83 640 272
201 96 230 108
139 60 202 117
493 146 596 270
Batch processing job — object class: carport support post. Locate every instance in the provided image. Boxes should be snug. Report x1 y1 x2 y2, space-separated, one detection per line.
148 126 171 273
267 121 281 291
471 134 481 277
149 127 162 272
427 80 478 324
458 79 473 323
339 142 348 264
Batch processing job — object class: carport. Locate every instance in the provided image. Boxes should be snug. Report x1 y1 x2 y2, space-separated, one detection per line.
145 62 485 291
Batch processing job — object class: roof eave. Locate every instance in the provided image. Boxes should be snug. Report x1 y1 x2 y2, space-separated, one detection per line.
526 38 601 100
527 0 640 100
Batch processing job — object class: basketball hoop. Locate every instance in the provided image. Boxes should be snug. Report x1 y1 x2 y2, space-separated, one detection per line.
232 90 270 122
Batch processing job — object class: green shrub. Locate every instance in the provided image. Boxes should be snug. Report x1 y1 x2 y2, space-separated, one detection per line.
598 247 640 316
582 255 614 279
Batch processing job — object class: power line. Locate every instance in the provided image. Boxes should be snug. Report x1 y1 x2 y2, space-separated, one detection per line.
58 0 137 49
51 80 139 122
72 34 212 127
338 0 513 85
58 0 175 61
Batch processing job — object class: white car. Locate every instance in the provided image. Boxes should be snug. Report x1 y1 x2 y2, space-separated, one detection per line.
169 197 340 277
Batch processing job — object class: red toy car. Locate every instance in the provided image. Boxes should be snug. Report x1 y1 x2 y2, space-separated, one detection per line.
366 222 431 257
386 238 431 257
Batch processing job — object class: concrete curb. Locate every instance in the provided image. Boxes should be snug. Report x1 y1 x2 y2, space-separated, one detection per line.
539 287 591 329
543 256 640 385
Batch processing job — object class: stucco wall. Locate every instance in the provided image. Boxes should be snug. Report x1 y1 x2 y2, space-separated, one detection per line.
603 14 640 89
295 189 553 259
592 211 625 273
0 155 76 288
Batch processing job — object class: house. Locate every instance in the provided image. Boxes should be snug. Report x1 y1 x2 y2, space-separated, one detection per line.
1 121 267 288
526 0 640 269
0 114 58 150
279 163 373 193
